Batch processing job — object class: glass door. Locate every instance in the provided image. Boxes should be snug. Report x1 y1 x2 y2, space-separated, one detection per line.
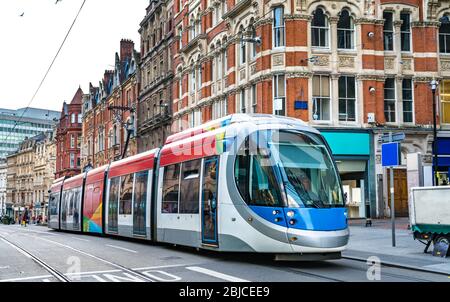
202 157 219 246
133 171 149 236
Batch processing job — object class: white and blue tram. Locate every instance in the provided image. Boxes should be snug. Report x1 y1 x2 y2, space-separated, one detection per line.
49 114 349 260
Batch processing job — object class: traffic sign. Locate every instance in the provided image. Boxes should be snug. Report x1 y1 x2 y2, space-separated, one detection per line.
381 132 405 143
382 142 401 167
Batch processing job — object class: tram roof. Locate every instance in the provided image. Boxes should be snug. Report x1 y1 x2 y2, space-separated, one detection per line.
63 173 85 190
165 114 308 145
108 148 158 178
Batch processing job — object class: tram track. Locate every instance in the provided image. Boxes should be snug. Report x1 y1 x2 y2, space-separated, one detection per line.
0 229 155 282
342 255 450 279
268 256 446 282
0 233 70 282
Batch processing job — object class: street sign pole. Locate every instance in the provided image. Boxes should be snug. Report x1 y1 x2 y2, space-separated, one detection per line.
382 132 404 247
390 167 396 247
389 132 396 247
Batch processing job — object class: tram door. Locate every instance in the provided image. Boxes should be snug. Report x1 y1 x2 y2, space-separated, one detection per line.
201 157 219 246
133 171 150 237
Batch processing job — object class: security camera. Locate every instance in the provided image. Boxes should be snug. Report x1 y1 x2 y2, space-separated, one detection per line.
367 31 375 38
369 87 376 94
253 36 262 46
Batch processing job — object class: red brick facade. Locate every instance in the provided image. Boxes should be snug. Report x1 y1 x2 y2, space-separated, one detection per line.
55 88 83 178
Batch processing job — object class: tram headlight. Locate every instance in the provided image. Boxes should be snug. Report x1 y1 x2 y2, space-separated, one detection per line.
289 219 296 225
287 211 295 218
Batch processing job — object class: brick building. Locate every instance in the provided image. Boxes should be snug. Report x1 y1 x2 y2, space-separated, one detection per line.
81 40 140 169
55 88 83 178
169 0 450 218
137 0 175 152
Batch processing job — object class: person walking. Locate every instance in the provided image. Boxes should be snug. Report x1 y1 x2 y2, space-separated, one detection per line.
22 209 29 227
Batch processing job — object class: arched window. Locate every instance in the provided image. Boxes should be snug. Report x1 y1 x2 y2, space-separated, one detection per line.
190 17 195 40
337 9 354 49
311 8 329 48
239 28 246 64
440 15 450 53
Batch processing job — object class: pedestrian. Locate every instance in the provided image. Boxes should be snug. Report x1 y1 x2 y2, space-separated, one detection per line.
22 209 29 227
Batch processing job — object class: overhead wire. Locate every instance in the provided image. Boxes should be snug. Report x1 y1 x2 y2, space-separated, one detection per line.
3 0 88 145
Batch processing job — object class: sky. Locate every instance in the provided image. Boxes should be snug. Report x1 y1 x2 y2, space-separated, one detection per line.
0 0 148 112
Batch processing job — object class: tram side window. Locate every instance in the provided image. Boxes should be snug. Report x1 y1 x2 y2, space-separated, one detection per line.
179 159 201 214
235 137 284 207
108 177 120 232
49 193 59 216
120 174 134 215
162 164 180 213
61 191 68 222
68 189 74 216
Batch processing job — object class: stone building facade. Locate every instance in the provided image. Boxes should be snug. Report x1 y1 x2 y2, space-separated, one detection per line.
137 0 175 152
5 132 55 220
170 0 450 218
81 40 140 169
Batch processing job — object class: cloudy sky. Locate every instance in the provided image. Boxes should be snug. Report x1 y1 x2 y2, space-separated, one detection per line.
0 0 148 112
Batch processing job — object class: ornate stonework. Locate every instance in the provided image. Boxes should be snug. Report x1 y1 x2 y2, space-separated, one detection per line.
339 56 355 68
272 54 285 67
250 63 257 76
385 58 395 70
441 60 450 71
313 55 330 67
402 59 412 71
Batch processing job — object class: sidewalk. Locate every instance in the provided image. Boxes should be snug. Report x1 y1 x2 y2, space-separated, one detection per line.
344 218 450 274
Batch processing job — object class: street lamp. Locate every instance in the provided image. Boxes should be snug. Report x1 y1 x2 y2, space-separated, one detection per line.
430 79 439 186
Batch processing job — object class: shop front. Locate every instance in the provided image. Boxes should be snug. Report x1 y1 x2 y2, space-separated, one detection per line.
437 135 450 185
321 131 374 219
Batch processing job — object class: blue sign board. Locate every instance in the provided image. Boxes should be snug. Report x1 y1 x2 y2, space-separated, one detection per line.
382 142 401 167
294 100 308 110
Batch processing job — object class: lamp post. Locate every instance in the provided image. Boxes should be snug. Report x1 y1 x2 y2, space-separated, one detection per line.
430 79 439 186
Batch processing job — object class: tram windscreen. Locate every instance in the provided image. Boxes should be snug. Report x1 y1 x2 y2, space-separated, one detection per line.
270 130 344 208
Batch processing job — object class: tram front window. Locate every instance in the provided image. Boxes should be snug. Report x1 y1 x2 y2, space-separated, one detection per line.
234 130 344 208
271 130 344 208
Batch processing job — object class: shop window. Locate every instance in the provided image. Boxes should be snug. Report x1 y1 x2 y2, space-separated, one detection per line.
383 12 394 51
312 75 331 121
273 74 286 116
311 8 329 48
337 10 354 49
338 76 356 122
179 160 201 214
440 80 450 124
400 12 411 52
402 79 413 123
384 78 396 123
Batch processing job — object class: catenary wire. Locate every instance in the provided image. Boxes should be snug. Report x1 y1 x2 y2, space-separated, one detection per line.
3 0 88 145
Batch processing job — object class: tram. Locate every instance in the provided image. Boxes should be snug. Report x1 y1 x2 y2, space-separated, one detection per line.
48 114 349 260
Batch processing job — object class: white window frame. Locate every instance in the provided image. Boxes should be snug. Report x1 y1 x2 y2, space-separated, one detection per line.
402 78 414 124
384 77 397 123
400 12 411 52
273 74 286 116
311 8 330 48
338 76 357 123
273 6 285 48
312 75 331 121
